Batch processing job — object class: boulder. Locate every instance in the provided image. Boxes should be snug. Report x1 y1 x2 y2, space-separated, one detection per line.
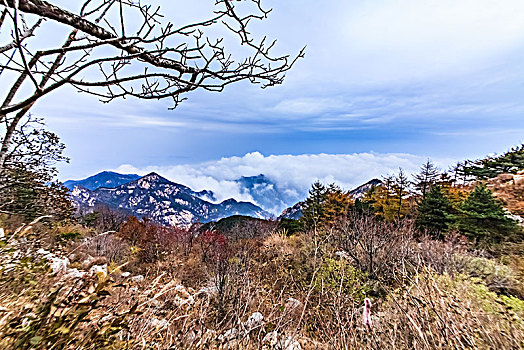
244 312 264 331
131 275 145 283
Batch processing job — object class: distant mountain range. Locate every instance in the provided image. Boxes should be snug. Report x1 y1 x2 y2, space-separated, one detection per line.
69 172 269 227
66 171 383 226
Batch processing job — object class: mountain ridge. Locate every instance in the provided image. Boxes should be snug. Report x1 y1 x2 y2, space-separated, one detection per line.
70 172 269 227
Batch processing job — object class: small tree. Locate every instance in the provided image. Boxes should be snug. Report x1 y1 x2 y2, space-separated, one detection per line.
413 159 440 196
323 183 352 227
300 181 327 232
458 183 521 245
393 168 410 221
416 185 454 237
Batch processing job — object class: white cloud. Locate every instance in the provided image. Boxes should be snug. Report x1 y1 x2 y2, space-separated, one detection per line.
114 151 455 214
272 97 349 116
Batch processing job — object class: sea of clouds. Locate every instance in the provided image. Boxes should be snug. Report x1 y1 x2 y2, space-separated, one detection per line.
114 152 454 215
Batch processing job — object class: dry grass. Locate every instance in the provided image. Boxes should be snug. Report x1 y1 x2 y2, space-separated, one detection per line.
0 214 523 349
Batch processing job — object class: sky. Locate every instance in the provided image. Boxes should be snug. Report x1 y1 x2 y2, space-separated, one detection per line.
20 0 524 205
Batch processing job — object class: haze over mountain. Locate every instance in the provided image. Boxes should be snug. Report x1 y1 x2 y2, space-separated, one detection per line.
64 171 141 191
70 172 269 227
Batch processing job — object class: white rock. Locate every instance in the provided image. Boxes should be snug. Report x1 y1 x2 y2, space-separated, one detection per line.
89 264 108 278
150 318 171 329
121 271 131 278
335 251 350 260
0 228 5 239
285 298 302 311
131 275 145 283
218 328 238 342
197 285 218 296
36 248 50 255
245 312 264 331
173 284 195 306
262 331 279 347
64 268 86 279
281 336 302 350
49 256 69 274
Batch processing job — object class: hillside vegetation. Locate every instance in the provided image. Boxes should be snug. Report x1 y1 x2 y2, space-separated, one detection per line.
1 146 524 349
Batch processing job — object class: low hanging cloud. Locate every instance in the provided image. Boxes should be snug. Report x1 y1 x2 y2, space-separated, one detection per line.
114 152 454 214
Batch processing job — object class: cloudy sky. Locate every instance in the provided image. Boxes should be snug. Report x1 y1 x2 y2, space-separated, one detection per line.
28 0 524 204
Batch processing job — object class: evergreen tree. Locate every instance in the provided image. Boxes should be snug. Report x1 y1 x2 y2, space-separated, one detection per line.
393 168 410 221
458 183 520 245
413 160 440 196
300 181 327 232
416 185 454 237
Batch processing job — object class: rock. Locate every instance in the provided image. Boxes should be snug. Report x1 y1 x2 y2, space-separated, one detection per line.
48 256 69 274
244 312 264 331
335 251 350 260
262 332 302 350
131 275 145 283
281 336 302 350
36 248 51 256
121 271 131 278
89 264 108 279
498 174 514 182
262 331 279 347
514 174 524 185
64 268 86 279
173 284 194 307
218 328 239 343
150 318 171 330
0 228 4 239
285 298 302 311
197 285 218 296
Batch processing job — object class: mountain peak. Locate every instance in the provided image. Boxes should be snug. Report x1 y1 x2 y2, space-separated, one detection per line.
349 178 383 199
64 171 140 191
141 172 167 181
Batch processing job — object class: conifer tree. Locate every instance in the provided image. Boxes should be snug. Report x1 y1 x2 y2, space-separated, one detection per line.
300 181 327 232
393 168 410 221
416 185 454 237
413 160 440 196
458 183 520 245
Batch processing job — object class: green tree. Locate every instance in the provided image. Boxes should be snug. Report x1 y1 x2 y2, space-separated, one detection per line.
413 160 440 196
300 181 327 232
416 185 454 237
458 183 520 245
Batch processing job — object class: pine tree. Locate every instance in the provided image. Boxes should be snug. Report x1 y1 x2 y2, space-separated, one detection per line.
300 181 327 232
416 185 454 237
393 168 410 221
413 160 440 196
458 183 520 245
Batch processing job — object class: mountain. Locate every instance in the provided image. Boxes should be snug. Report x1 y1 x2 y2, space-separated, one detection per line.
278 179 384 220
64 171 141 190
235 174 298 214
278 202 304 220
70 172 269 227
348 178 383 199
